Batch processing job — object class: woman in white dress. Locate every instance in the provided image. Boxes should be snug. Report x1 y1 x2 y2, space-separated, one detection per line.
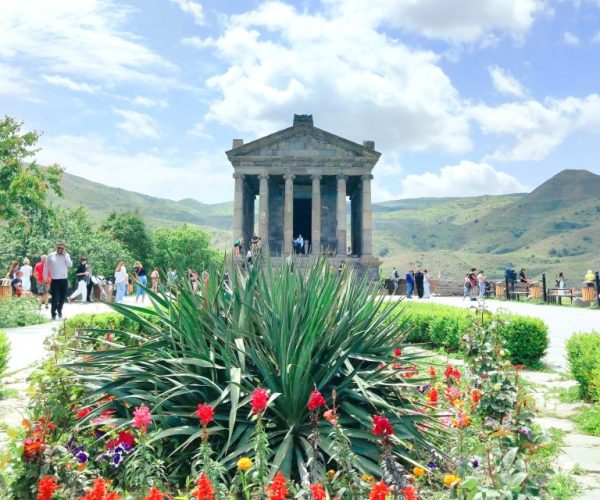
423 269 431 299
114 261 128 302
20 258 33 292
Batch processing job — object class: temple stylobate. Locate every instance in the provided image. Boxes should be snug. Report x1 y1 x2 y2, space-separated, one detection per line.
226 114 381 277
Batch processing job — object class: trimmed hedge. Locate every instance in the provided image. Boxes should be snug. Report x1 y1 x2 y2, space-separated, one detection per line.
395 302 549 366
0 297 46 328
566 332 600 401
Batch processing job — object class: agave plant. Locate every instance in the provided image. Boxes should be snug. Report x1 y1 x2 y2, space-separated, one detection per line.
71 256 443 483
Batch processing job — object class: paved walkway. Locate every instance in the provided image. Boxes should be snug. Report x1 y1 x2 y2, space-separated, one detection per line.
391 296 599 371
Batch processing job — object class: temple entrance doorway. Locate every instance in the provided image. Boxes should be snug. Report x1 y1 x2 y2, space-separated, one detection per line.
293 198 311 253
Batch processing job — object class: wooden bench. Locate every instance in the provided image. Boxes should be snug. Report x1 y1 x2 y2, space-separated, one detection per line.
507 282 529 300
546 287 576 305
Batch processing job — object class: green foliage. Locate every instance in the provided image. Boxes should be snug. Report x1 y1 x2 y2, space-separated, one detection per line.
0 116 63 227
99 211 154 263
566 332 600 400
573 403 600 436
69 258 439 483
0 330 9 379
0 297 46 328
548 473 581 500
153 224 221 272
396 302 549 365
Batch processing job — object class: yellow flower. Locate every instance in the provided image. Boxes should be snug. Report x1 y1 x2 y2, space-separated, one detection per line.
361 474 375 482
412 466 425 477
443 474 461 487
327 469 336 479
237 457 253 471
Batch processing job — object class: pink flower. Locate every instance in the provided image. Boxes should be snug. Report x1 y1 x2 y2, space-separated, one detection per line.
251 388 269 415
132 405 152 433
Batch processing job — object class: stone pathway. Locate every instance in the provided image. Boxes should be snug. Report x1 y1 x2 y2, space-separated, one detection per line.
522 370 600 499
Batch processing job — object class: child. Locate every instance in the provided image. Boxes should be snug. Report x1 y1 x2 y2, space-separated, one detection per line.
11 270 24 297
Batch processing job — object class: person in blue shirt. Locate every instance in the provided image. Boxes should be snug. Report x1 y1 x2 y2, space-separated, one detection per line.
406 269 415 298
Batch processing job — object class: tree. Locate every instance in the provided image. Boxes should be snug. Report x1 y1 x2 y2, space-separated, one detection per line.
0 116 63 227
153 225 221 272
99 211 154 264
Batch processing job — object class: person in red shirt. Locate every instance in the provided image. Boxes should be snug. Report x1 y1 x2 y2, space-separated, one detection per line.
34 255 50 308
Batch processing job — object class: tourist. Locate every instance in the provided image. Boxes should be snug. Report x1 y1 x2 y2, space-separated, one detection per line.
405 269 414 298
188 268 199 293
556 272 565 289
423 269 431 299
20 258 33 292
519 268 532 291
414 269 424 298
5 260 19 280
294 234 304 254
391 267 399 294
234 237 244 257
34 255 49 308
585 269 595 282
85 260 94 302
114 260 128 302
463 274 471 301
251 234 260 253
43 241 73 320
246 249 253 268
468 268 478 300
11 270 24 297
68 257 89 303
150 267 159 292
477 270 486 298
132 261 147 303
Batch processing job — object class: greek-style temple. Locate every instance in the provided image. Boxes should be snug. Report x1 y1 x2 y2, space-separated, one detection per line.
226 114 381 276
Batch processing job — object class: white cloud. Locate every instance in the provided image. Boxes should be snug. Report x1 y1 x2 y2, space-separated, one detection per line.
324 0 545 43
180 36 212 49
0 1 176 87
113 109 160 139
36 134 231 203
204 1 471 154
187 122 214 140
488 66 527 98
398 161 526 198
42 74 97 93
0 63 35 99
564 31 580 45
469 94 600 161
131 96 168 108
170 0 205 25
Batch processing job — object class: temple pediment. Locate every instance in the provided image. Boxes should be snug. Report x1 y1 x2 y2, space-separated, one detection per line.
226 118 380 162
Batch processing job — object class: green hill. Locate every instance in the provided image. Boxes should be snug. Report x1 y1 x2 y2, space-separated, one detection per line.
54 170 600 283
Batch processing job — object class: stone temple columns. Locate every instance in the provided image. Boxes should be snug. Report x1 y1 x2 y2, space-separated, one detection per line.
232 173 244 242
361 174 373 256
284 174 295 254
311 174 321 254
259 173 269 253
336 175 347 255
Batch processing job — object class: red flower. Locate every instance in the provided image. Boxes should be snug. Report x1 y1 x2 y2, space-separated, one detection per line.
471 389 481 404
369 480 390 500
192 472 214 500
394 348 402 357
402 484 418 500
76 407 92 420
310 483 327 500
267 471 288 500
195 404 216 426
142 487 167 500
251 388 269 415
78 478 122 500
444 364 461 380
37 475 59 500
429 366 437 377
132 405 152 433
428 387 439 406
307 390 326 411
372 414 394 436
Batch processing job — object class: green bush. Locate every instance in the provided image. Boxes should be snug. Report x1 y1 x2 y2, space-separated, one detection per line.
0 297 46 328
396 302 549 365
0 330 9 378
566 332 600 400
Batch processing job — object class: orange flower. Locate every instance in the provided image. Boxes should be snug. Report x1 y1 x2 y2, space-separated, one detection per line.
412 466 425 477
369 480 390 500
471 390 481 405
323 409 338 425
267 471 288 500
192 472 214 500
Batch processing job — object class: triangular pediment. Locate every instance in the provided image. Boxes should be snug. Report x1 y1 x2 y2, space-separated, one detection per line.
226 124 380 160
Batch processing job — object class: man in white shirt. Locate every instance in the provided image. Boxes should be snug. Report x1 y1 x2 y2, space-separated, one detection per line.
43 241 73 319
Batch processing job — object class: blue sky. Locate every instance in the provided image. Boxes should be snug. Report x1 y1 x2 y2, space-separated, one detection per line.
1 0 599 203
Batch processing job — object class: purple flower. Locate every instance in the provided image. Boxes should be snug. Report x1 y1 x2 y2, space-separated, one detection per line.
75 451 89 464
427 461 438 469
471 459 479 468
518 427 532 439
418 385 431 394
112 452 122 467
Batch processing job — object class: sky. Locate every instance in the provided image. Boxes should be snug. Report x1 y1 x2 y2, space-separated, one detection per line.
1 0 600 203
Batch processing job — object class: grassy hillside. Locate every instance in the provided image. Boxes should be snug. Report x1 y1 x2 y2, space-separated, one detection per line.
54 170 600 283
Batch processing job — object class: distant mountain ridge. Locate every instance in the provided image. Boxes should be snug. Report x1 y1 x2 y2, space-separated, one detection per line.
54 170 600 279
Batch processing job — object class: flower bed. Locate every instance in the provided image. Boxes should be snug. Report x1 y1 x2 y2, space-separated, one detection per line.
394 302 549 366
1 262 558 499
0 296 46 328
